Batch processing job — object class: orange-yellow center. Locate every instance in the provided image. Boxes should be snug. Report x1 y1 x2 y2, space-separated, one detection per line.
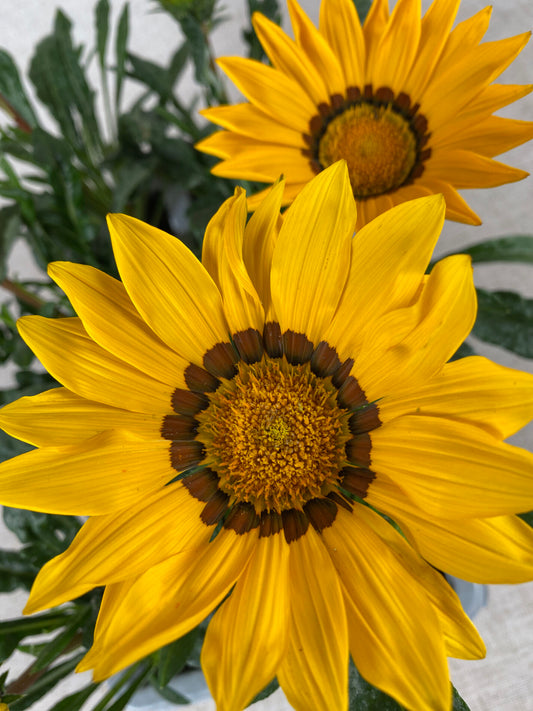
197 358 350 513
318 103 417 197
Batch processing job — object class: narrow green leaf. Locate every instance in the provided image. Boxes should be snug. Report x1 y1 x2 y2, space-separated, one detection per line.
473 288 533 358
243 0 281 60
0 204 21 281
9 654 85 711
32 606 88 671
156 628 198 688
0 611 72 636
149 678 190 704
0 50 38 129
100 665 151 711
441 235 533 264
95 0 111 70
49 684 99 711
115 3 130 110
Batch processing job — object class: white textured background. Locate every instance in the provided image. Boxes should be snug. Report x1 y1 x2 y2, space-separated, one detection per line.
0 1 532 709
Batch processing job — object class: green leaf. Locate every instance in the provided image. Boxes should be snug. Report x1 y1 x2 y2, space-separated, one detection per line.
0 550 37 593
442 235 533 264
156 628 199 688
0 49 38 129
149 678 190 704
115 3 130 110
450 340 475 361
249 677 279 704
28 11 100 155
348 662 471 710
0 204 21 281
49 685 99 711
473 288 533 358
9 654 85 711
32 606 89 671
243 0 281 60
3 507 80 549
353 0 373 23
95 0 111 71
519 511 533 528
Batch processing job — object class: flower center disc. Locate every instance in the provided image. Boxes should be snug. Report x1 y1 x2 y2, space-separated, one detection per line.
318 103 417 197
197 358 350 513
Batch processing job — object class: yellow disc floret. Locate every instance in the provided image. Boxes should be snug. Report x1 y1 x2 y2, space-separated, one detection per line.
318 103 417 197
197 357 351 513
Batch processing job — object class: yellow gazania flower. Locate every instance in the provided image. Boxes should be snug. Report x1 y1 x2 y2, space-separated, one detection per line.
197 0 533 228
1 163 533 711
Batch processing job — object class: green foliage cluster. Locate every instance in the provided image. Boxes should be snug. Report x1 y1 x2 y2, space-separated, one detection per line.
0 0 530 708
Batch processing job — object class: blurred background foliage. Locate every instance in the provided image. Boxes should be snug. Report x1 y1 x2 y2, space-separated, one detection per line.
0 0 530 708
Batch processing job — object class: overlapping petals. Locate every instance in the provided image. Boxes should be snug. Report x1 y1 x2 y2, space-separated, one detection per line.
0 162 532 711
197 0 533 227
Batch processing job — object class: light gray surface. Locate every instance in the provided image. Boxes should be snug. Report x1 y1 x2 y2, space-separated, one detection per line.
0 1 532 709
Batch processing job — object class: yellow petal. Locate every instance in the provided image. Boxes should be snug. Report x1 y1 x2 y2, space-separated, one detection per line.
243 179 284 320
208 139 314 184
17 316 174 413
357 254 476 397
403 0 460 98
0 430 171 515
455 83 533 123
252 10 330 106
216 57 316 132
287 0 345 97
379 355 533 439
418 178 481 225
435 6 492 75
324 194 445 360
323 506 451 711
202 533 290 711
363 0 389 72
79 528 256 680
0 387 163 447
424 33 531 130
48 262 187 386
202 188 264 337
371 415 533 518
432 116 533 157
24 482 208 613
371 0 421 91
319 0 365 89
425 149 528 188
357 504 485 661
278 527 348 711
367 475 533 584
199 103 306 146
271 161 355 346
107 214 229 366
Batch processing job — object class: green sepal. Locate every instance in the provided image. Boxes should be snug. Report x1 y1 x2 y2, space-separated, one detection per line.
348 661 471 710
249 677 280 704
